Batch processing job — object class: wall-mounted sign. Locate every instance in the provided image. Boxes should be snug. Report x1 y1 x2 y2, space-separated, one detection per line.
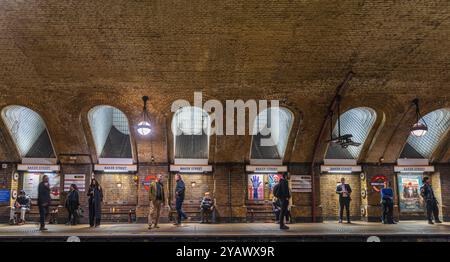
64 174 86 192
394 166 434 173
320 165 362 173
246 165 288 173
370 175 387 192
170 165 212 173
94 164 137 173
17 164 60 172
291 175 312 193
0 189 10 203
143 175 157 191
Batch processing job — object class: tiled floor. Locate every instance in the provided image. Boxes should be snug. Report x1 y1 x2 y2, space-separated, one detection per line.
0 221 449 238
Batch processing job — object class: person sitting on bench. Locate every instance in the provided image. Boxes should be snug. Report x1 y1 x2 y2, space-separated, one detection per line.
9 190 31 225
200 192 215 223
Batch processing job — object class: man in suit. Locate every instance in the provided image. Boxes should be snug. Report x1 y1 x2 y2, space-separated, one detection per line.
38 175 51 231
336 177 352 223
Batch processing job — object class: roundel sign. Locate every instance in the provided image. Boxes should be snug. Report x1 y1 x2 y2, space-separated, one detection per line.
143 175 157 191
370 175 387 192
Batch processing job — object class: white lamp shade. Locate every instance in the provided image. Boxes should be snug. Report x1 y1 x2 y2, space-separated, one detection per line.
137 121 152 136
410 122 428 137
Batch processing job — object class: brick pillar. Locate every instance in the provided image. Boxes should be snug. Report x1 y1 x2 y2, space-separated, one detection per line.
435 165 450 221
0 163 16 222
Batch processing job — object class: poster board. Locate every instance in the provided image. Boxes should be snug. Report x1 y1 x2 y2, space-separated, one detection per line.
64 174 86 192
291 175 312 192
22 172 60 200
248 174 264 200
397 174 424 212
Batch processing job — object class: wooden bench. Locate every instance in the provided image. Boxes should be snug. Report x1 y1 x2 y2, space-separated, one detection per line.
168 200 215 223
246 202 275 223
101 205 136 223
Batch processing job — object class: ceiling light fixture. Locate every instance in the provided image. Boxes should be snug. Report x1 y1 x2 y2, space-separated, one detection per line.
410 98 428 137
137 96 152 136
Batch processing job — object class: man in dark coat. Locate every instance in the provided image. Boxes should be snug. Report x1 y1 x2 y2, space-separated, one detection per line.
37 175 51 231
174 174 188 225
87 178 103 227
336 177 352 223
275 173 291 230
420 177 442 224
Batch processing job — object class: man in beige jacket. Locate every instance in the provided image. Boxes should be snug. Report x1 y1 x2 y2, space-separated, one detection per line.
148 174 165 230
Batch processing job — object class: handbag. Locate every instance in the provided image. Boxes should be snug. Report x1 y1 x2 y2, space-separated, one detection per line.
76 207 84 218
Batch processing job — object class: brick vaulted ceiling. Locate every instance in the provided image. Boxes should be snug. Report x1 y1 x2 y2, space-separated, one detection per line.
0 1 449 164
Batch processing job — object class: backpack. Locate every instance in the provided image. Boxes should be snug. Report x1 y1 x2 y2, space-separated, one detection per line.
273 183 280 198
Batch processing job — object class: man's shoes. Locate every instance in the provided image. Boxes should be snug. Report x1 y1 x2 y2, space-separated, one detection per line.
347 221 351 224
338 220 342 223
173 222 180 226
39 226 48 231
154 225 160 228
148 225 152 230
280 225 289 230
435 220 442 224
200 221 204 224
428 220 434 225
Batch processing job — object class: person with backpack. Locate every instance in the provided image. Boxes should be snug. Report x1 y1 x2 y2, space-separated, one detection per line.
420 177 442 224
273 173 291 230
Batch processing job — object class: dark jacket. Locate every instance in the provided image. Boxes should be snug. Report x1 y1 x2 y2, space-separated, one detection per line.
87 185 103 217
336 184 352 200
200 197 214 210
149 181 165 202
15 195 31 209
277 178 291 199
175 180 185 200
37 181 51 206
420 184 436 201
65 190 80 210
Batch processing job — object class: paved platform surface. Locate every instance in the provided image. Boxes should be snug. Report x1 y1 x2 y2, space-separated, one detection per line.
0 221 449 241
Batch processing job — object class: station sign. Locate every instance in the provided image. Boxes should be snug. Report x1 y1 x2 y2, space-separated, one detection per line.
17 164 60 172
320 165 362 173
370 175 387 192
94 164 137 173
170 165 212 173
394 166 434 173
246 165 288 173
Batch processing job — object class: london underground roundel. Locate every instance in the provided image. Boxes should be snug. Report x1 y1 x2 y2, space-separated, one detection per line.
370 175 387 192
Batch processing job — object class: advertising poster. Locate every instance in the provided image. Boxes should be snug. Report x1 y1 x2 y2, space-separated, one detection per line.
23 173 60 200
0 189 10 203
64 174 86 192
397 174 423 212
248 174 264 200
268 174 282 199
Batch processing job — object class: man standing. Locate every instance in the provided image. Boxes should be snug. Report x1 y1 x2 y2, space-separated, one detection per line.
336 177 352 223
148 174 165 229
37 175 51 231
380 180 395 224
174 174 188 225
274 173 291 230
420 177 442 224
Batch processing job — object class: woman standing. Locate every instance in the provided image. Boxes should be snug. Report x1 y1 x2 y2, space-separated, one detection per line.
65 184 80 225
87 178 103 228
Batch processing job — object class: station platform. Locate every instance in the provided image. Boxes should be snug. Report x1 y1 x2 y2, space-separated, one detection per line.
0 221 449 242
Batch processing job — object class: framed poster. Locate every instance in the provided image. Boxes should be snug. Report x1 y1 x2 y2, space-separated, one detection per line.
248 174 264 200
23 172 61 200
268 174 282 199
397 174 423 212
